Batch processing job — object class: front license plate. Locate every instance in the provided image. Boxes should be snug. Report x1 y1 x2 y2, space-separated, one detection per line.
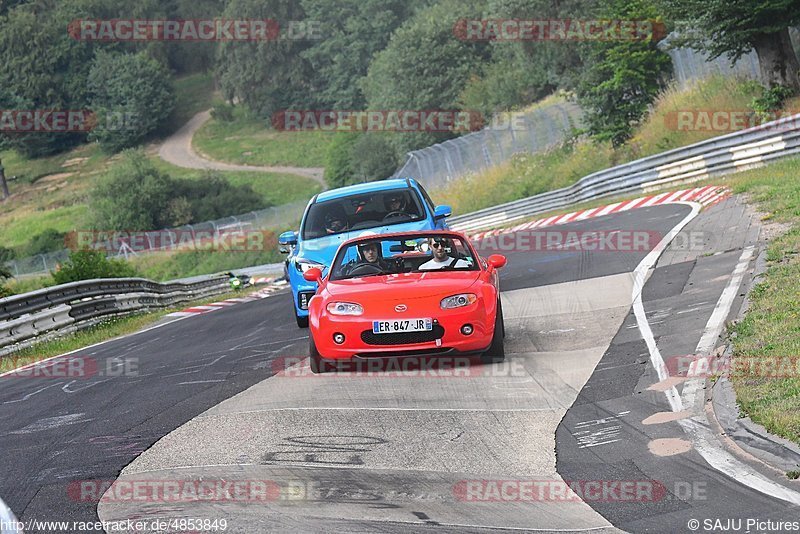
373 318 433 334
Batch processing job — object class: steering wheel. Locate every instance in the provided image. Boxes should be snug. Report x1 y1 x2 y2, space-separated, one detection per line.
347 263 385 277
383 211 407 222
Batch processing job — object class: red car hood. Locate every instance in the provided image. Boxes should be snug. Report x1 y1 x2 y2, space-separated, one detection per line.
324 271 481 302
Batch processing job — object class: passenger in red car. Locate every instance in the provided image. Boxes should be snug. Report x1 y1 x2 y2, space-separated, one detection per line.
418 237 470 270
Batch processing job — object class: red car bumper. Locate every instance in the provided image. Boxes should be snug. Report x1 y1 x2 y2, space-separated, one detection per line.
311 307 494 361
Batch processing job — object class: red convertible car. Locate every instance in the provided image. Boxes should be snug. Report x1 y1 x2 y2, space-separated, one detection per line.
302 231 507 373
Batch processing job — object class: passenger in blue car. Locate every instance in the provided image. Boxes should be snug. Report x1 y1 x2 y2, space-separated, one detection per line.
324 206 349 234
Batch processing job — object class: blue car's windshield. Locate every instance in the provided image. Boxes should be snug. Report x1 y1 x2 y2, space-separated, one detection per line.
302 189 426 240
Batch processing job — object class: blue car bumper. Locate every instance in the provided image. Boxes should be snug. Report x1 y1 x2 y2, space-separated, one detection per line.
287 267 317 318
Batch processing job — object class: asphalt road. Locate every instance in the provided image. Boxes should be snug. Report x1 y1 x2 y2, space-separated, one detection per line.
2 201 798 533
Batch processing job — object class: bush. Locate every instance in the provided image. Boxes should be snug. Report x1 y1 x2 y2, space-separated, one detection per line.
91 151 175 231
352 134 399 181
0 246 15 263
1 264 14 298
23 229 67 256
324 133 399 187
92 152 270 232
52 249 139 285
210 102 235 122
172 171 267 222
752 84 796 120
324 132 361 188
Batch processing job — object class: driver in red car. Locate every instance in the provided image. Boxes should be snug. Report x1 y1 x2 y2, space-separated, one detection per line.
418 237 471 270
356 241 390 271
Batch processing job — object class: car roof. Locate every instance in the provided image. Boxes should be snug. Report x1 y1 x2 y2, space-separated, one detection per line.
340 229 468 246
315 178 415 203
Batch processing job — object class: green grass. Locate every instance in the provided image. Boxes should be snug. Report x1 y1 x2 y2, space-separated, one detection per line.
723 156 800 445
193 106 333 167
0 285 267 374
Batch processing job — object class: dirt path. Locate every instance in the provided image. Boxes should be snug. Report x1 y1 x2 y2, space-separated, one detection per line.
158 110 326 187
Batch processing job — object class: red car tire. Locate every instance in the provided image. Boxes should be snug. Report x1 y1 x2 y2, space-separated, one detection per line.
481 300 505 364
309 334 329 374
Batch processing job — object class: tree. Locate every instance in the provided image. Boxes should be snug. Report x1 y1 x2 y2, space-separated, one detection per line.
660 0 800 90
87 50 176 152
299 0 431 109
0 0 122 156
460 0 585 115
362 0 491 155
216 0 313 118
572 0 672 146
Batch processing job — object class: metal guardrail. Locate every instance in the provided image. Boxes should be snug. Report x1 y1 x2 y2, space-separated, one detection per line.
449 112 800 232
0 276 230 357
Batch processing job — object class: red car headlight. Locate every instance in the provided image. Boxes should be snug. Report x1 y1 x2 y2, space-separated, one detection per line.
440 293 477 309
327 302 364 316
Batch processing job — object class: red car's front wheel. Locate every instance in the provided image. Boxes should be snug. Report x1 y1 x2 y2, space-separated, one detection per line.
309 334 329 374
481 300 505 364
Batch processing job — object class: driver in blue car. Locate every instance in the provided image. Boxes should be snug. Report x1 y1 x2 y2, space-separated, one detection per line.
384 192 406 214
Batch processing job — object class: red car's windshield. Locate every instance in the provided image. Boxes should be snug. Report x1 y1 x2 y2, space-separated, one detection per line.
330 234 478 280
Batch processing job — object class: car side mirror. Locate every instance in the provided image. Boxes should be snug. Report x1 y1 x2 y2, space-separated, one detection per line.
279 231 298 246
487 254 507 269
303 267 323 282
434 205 452 219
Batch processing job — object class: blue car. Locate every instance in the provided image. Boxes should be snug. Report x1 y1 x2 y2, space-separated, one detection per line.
279 178 452 327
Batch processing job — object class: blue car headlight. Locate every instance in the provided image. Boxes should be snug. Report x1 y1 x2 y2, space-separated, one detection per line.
295 258 325 274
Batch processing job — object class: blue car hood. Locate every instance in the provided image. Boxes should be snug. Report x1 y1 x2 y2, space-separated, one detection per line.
296 220 433 266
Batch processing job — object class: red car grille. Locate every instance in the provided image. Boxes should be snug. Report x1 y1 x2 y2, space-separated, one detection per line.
361 325 445 346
